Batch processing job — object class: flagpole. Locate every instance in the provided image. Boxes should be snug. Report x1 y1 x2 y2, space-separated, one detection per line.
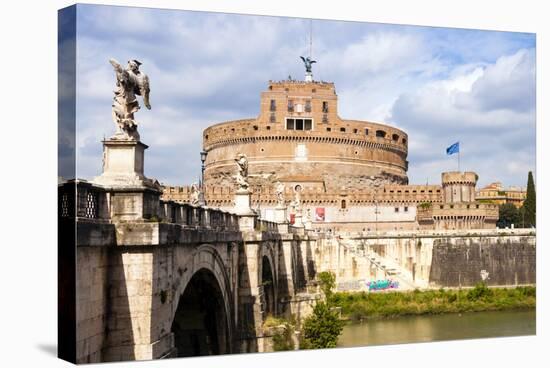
458 150 460 172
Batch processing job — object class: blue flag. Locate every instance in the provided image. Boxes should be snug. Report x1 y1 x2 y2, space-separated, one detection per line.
446 142 459 155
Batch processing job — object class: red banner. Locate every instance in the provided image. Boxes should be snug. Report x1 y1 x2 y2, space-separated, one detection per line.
315 207 325 221
289 213 295 225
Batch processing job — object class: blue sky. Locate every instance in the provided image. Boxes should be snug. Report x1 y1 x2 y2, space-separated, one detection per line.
67 4 536 188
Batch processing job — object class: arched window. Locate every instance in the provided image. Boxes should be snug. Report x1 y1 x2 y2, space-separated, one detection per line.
341 199 347 209
376 130 386 138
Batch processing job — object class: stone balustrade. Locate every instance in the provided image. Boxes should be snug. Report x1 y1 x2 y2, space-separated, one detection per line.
59 179 281 233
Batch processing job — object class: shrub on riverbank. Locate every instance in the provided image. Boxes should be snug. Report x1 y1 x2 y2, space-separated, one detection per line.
331 284 536 321
301 301 344 349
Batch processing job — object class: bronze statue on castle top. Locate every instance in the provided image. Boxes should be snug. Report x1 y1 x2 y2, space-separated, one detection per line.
300 56 316 73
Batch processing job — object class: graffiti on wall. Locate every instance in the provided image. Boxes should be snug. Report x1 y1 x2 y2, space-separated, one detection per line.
336 279 400 292
366 279 399 291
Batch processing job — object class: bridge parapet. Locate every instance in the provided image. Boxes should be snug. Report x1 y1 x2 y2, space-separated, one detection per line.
60 180 246 233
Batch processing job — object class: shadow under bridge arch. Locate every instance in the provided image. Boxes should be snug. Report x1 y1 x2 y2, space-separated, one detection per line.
170 245 234 357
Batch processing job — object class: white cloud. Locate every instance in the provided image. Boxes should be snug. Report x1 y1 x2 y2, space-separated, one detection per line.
70 5 535 188
389 48 536 186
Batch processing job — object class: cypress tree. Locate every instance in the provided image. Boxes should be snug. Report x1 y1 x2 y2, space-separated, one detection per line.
523 171 536 228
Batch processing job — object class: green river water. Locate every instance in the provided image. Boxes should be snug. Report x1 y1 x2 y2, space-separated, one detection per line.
337 309 535 347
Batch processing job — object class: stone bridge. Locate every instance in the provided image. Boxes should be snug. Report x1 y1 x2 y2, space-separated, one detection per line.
59 181 319 363
59 182 536 364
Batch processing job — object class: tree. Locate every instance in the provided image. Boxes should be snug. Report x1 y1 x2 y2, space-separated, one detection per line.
301 302 344 349
522 171 536 228
497 203 520 228
317 271 336 303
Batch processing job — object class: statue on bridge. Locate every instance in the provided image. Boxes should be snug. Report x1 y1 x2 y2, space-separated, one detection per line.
233 153 250 192
189 183 201 206
109 58 151 140
275 181 286 208
290 186 302 213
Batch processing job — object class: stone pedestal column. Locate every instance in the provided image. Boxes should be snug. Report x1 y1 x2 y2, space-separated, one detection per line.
234 189 258 231
293 209 305 234
274 205 289 234
93 137 161 221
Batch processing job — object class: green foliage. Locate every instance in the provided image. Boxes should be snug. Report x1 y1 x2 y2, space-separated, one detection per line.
330 286 535 320
272 326 295 351
419 202 432 209
466 282 492 301
146 215 160 222
318 271 336 302
497 203 520 228
268 316 296 351
523 171 536 228
301 302 344 349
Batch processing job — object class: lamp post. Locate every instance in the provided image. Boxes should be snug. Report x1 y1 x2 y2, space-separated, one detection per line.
200 150 207 204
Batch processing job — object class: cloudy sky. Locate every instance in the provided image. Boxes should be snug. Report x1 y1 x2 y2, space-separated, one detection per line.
66 4 535 188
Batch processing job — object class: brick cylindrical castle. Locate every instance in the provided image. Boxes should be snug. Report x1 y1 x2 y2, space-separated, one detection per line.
202 80 409 192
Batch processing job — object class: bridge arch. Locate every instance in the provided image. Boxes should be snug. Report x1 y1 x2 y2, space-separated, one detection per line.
170 244 234 357
259 241 278 317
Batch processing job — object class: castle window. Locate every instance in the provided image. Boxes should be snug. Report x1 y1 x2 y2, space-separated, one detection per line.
365 129 369 135
326 127 331 132
305 100 312 112
322 101 329 113
270 112 276 123
286 118 312 131
402 138 407 144
376 130 386 138
440 205 444 209
266 126 271 130
205 134 209 140
394 207 399 213
287 100 294 112
353 128 358 134
341 200 347 209
476 204 480 209
340 127 346 132
392 134 399 141
404 206 409 212
322 114 328 123
253 125 258 131
270 99 276 111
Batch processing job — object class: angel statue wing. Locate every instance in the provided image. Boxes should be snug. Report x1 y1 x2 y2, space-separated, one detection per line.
300 56 306 63
109 58 123 73
140 74 151 110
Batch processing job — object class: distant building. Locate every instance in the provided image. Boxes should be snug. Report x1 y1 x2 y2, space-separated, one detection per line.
476 182 526 208
163 77 499 231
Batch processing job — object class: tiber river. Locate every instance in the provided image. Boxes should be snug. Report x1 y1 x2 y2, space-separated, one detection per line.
337 309 535 347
